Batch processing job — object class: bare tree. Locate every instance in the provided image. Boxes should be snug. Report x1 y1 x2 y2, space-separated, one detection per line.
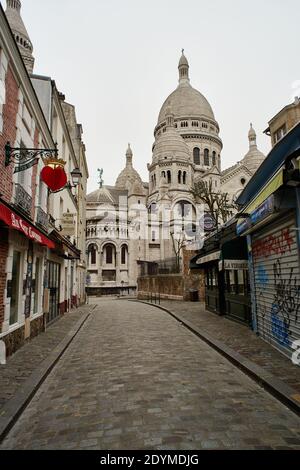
193 180 235 228
170 230 186 273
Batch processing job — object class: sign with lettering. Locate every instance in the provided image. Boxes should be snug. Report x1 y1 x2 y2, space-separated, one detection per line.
223 260 249 270
61 213 75 237
0 203 54 249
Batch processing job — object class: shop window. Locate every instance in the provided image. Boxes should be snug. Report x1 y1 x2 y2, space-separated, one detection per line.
10 251 21 325
33 257 41 314
229 270 235 294
237 270 244 295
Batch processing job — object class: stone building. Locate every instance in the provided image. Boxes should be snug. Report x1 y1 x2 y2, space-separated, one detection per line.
221 124 266 204
264 96 300 147
86 52 266 295
0 0 88 356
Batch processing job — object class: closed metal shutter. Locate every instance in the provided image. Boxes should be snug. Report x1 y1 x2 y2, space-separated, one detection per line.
252 213 300 358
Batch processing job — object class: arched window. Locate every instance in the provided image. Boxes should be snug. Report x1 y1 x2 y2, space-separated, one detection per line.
105 244 115 265
167 170 171 184
89 245 97 265
193 147 200 165
183 171 187 185
161 171 166 178
212 151 216 166
121 245 127 265
204 149 210 166
178 170 182 184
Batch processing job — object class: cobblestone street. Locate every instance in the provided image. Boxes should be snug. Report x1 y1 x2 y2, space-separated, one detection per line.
1 299 300 450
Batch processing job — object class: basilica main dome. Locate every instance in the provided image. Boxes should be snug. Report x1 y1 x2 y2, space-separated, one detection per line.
157 51 215 126
158 85 215 124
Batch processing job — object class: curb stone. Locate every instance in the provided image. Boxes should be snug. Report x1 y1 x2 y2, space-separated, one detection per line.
133 300 300 418
0 306 96 444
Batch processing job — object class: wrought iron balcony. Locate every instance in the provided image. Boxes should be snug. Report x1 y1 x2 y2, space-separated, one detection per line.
36 206 49 231
14 184 32 218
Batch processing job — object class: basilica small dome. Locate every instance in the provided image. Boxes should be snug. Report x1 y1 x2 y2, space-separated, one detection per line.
242 124 265 173
153 111 191 161
115 144 143 190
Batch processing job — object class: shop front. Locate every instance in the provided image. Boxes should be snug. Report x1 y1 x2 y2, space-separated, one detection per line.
237 195 300 358
236 123 300 359
190 220 251 325
0 199 55 355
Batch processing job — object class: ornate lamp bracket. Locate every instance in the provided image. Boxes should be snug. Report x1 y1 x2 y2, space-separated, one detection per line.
5 142 58 173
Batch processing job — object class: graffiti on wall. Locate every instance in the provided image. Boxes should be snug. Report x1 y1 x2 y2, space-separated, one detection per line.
255 264 269 339
271 260 300 347
252 228 294 258
254 226 300 350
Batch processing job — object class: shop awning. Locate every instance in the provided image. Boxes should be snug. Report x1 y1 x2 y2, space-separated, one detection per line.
190 250 221 268
0 202 55 249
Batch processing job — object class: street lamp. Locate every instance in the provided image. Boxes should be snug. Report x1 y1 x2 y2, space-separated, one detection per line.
70 167 82 188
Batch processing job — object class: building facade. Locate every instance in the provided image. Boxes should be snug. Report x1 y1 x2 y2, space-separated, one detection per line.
0 1 88 356
87 52 266 295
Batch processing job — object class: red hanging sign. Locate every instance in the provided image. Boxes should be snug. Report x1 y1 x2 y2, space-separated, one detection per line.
41 166 67 192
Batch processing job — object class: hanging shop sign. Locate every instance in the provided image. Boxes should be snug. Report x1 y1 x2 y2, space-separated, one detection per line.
61 213 76 237
41 165 67 192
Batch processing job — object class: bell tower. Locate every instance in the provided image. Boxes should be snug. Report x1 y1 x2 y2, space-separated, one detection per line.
5 0 35 74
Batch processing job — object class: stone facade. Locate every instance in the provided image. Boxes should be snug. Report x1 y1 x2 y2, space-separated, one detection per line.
86 52 267 296
0 2 89 358
265 96 300 148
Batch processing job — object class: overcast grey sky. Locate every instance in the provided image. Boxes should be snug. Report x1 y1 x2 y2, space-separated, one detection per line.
10 0 300 192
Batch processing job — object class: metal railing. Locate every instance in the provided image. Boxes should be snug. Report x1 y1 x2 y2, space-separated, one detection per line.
146 291 161 305
36 206 49 231
14 183 32 218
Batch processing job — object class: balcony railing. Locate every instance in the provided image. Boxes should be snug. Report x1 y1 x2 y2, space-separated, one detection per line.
14 184 32 218
36 206 49 231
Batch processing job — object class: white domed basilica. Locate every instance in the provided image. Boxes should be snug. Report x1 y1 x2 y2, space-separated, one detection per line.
86 52 266 295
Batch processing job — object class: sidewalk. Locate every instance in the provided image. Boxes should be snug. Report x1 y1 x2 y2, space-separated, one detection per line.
0 305 94 410
138 300 300 399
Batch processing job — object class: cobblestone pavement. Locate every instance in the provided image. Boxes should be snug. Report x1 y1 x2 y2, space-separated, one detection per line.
154 300 300 394
1 299 300 450
0 305 93 409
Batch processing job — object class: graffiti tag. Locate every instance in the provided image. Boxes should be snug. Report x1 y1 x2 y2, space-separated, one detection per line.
271 260 300 348
252 228 294 258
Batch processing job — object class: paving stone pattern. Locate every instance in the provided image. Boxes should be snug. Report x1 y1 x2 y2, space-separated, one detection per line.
157 301 300 393
0 305 93 409
1 300 300 450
